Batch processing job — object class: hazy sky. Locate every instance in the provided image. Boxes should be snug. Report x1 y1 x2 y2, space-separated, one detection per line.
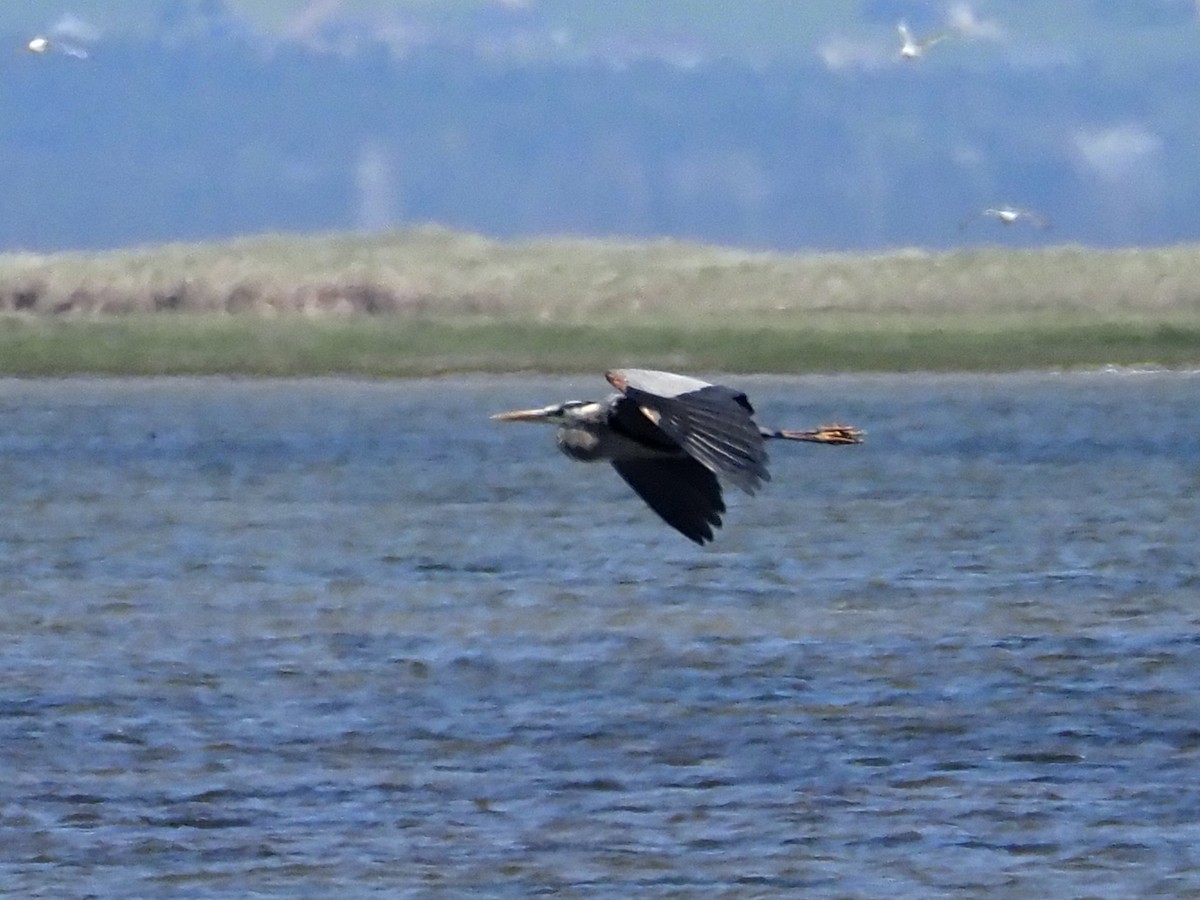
5 2 1198 251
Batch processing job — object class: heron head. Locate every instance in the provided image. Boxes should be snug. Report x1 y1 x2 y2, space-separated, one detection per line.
491 400 597 424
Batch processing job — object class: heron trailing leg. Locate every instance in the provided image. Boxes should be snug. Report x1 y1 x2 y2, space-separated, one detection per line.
763 425 864 445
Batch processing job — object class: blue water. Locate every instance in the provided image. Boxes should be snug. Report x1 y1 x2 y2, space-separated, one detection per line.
1 372 1199 896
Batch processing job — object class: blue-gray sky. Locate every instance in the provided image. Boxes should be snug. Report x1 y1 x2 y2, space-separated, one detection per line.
3 2 1198 251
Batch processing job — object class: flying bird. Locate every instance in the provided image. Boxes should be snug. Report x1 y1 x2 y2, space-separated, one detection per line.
25 35 89 58
493 368 863 544
897 22 949 60
25 16 96 59
960 205 1052 231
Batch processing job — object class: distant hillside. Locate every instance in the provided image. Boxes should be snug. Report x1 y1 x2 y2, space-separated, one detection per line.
2 230 1199 375
3 2 1199 253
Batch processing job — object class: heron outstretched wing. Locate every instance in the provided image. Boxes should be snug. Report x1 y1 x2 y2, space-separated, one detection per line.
493 367 864 544
611 457 725 545
607 369 769 494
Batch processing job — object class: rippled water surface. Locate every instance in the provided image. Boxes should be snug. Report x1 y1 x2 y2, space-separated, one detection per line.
2 372 1200 896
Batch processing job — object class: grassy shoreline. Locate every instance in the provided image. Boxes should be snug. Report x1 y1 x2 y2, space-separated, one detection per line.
2 316 1197 377
2 229 1199 375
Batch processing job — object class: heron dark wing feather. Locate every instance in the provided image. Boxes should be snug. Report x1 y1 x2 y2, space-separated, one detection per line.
608 395 683 451
621 384 769 493
730 391 755 414
611 458 725 545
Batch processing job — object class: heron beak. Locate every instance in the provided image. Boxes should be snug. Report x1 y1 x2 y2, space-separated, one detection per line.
490 407 555 422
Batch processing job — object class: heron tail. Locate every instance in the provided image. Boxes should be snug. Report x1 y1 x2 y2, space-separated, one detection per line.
764 424 864 445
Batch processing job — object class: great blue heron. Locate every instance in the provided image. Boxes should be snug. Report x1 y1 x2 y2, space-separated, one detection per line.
493 368 863 544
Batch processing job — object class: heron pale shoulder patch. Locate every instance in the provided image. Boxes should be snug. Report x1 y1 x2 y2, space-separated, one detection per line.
607 368 712 399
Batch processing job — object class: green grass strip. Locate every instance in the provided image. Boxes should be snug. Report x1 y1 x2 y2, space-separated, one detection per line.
1 315 1197 376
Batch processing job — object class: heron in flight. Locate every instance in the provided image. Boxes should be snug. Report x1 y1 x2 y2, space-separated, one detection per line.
493 369 863 544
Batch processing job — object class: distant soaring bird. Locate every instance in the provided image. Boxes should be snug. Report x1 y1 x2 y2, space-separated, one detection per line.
960 205 1052 231
493 368 863 544
897 21 949 60
26 35 89 58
